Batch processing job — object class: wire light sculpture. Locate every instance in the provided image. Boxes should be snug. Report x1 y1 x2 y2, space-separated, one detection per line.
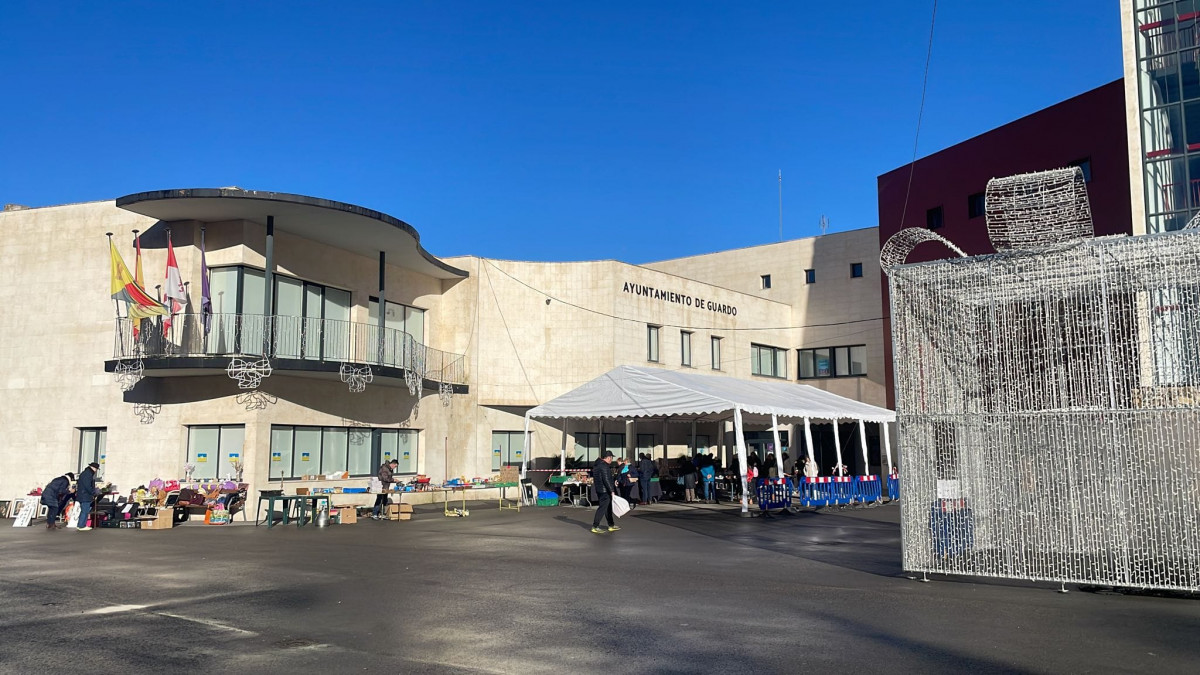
405 342 427 398
236 390 277 411
985 167 1093 251
133 403 160 424
226 358 272 389
339 363 373 393
114 359 144 392
439 380 453 407
884 167 1200 592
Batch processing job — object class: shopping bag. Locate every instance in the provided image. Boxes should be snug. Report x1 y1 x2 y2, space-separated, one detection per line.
64 502 81 529
368 477 383 494
611 494 631 518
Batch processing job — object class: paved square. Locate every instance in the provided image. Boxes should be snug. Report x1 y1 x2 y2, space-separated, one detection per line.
1 502 1197 673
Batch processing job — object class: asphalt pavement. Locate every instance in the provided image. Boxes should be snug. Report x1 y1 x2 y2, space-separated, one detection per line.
1 500 1197 674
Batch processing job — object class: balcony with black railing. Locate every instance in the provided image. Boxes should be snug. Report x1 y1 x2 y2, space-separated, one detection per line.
108 313 467 388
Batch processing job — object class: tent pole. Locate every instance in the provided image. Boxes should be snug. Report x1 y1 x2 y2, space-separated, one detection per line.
521 414 531 480
626 419 635 460
833 420 845 476
734 406 750 516
662 419 668 461
858 419 869 476
883 422 894 474
560 419 567 475
771 413 784 478
803 417 816 475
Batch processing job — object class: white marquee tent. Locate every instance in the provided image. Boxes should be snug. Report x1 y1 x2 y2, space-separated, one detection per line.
521 365 897 513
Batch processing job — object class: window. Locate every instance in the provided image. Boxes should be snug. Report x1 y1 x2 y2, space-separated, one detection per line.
751 344 788 378
926 206 944 230
760 274 772 289
1070 157 1092 183
804 269 815 284
647 325 660 362
368 298 426 343
636 434 656 456
681 331 693 366
711 336 722 370
798 345 867 379
78 428 106 474
574 433 600 464
187 425 246 481
967 192 986 219
270 425 417 479
850 263 863 278
491 431 525 470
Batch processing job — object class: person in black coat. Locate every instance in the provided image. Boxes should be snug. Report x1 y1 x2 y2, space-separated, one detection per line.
40 472 74 530
637 453 656 504
591 450 617 533
75 463 100 531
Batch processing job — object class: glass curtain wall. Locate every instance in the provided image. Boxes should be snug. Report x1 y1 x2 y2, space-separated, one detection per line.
1134 1 1200 232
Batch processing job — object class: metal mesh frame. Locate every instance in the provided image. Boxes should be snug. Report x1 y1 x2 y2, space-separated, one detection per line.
889 231 1200 591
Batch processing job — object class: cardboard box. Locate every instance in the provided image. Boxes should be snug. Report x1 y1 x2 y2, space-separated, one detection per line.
141 510 174 530
397 513 412 521
398 503 413 513
336 506 357 524
295 487 310 496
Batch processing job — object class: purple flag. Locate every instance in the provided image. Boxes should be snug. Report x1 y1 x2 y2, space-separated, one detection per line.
201 228 212 335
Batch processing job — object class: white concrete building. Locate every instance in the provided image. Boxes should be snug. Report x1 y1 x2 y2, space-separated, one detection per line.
0 189 886 502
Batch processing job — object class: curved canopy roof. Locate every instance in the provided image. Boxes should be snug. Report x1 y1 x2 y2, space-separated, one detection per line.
116 188 467 279
527 365 895 423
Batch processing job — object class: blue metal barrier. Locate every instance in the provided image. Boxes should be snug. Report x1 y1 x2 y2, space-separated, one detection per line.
856 475 882 503
886 474 901 501
756 478 793 511
799 476 855 507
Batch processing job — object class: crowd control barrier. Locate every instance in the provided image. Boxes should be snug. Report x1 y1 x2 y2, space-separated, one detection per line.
756 477 794 511
798 475 884 507
887 474 901 501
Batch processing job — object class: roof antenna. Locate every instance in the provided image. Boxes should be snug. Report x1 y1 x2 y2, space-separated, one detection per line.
820 215 829 235
778 170 783 242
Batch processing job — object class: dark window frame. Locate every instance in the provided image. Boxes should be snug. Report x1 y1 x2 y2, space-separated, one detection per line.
926 205 944 230
751 343 788 379
967 192 986 219
798 344 868 379
804 269 816 284
850 262 863 278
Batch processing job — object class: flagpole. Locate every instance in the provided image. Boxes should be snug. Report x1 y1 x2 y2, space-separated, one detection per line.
106 233 120 320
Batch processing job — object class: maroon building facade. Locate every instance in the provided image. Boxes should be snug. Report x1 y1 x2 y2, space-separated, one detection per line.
876 79 1133 407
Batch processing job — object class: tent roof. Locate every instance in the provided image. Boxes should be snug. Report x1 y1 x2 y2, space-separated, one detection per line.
526 366 895 423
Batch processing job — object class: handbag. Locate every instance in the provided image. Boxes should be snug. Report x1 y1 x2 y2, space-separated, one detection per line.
611 494 631 518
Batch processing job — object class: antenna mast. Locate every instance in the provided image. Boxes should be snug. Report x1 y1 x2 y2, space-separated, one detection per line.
778 170 783 242
820 215 829 235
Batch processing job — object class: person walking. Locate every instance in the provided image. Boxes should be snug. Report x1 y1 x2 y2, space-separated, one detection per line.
679 454 698 502
371 459 399 520
75 463 100 531
591 450 618 534
40 472 74 530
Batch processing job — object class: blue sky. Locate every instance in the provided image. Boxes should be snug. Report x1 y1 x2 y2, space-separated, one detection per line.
1 1 1122 263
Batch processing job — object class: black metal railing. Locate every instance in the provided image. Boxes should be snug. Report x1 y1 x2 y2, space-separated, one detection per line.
113 313 467 386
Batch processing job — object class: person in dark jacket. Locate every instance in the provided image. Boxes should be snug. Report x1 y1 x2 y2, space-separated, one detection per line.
75 463 100 531
591 450 617 534
40 472 75 530
637 453 656 504
372 459 399 520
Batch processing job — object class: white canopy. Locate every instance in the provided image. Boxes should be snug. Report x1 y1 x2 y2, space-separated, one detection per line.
521 366 896 514
526 365 896 423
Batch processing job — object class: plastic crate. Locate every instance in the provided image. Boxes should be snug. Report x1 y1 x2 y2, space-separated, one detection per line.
536 498 559 507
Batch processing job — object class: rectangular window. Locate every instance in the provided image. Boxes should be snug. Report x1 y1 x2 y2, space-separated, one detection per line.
186 425 246 481
604 433 626 458
681 331 692 366
711 336 722 370
751 344 788 378
797 345 868 379
967 192 986 219
574 432 600 464
760 274 772 289
926 206 944 230
804 269 815 284
491 431 525 470
636 434 655 456
270 425 418 479
647 325 660 362
850 262 863 278
78 428 106 474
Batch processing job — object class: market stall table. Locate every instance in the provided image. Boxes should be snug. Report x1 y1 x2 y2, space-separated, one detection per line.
256 494 332 528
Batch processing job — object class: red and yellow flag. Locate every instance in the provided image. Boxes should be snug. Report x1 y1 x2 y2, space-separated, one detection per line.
110 240 167 317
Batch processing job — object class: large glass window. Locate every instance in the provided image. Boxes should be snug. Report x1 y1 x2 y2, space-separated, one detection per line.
681 331 692 366
798 345 867 379
636 434 656 456
647 325 660 362
270 425 418 479
186 425 245 481
574 433 600 463
751 344 787 378
491 431 525 470
78 428 106 474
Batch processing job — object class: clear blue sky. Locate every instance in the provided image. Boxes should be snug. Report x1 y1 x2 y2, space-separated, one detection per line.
1 1 1121 263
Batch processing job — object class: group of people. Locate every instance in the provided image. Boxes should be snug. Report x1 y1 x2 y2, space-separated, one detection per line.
39 462 101 530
